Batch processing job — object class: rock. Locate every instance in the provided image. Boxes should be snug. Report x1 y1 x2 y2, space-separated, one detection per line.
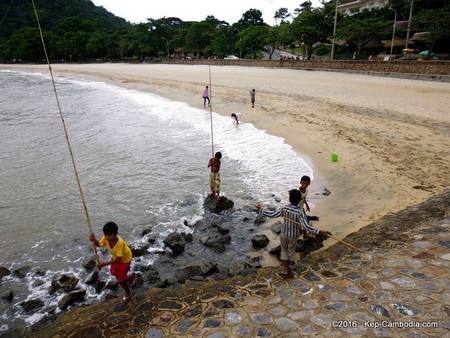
295 234 328 255
0 290 14 302
271 222 281 234
84 271 99 285
204 196 234 213
163 233 186 256
131 244 150 257
269 245 281 256
82 256 96 271
213 224 230 235
147 237 157 244
0 267 10 280
177 265 202 283
243 217 251 222
50 274 79 294
181 232 193 242
33 280 45 287
322 188 331 196
13 266 31 278
143 268 161 285
249 256 262 269
34 269 46 276
58 290 86 310
252 234 270 249
20 299 44 313
141 227 152 236
94 280 106 293
200 262 219 275
201 233 231 253
105 279 119 290
254 215 266 225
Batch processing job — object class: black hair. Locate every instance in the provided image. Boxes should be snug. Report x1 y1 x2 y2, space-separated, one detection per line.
231 113 236 118
289 189 302 205
300 175 311 183
215 152 222 159
103 221 118 235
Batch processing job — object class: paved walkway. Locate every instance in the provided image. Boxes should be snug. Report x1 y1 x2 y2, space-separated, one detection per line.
29 192 450 338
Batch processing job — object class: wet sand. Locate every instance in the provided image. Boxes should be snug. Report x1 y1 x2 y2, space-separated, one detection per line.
2 63 450 239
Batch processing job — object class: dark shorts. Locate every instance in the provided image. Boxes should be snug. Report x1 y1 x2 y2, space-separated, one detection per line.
111 262 130 284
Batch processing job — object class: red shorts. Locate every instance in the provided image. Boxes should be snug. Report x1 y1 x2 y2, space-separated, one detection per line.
110 262 130 284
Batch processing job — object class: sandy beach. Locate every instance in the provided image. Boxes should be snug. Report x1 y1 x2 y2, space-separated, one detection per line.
2 63 450 239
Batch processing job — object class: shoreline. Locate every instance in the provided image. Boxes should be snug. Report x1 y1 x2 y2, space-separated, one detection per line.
2 63 449 240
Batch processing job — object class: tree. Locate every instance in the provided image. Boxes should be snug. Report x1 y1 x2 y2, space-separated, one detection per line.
274 8 291 24
184 22 215 56
336 17 390 58
238 9 265 27
236 26 269 58
414 3 450 51
294 1 313 16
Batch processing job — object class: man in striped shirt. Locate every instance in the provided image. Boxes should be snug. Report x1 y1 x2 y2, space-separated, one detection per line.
258 189 331 277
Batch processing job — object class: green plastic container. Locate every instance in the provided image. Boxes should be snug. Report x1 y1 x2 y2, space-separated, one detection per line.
331 153 339 162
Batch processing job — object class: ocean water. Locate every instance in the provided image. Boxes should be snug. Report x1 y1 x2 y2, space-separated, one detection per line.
0 70 313 328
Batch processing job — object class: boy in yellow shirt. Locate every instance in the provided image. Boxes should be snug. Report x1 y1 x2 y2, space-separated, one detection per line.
89 221 134 302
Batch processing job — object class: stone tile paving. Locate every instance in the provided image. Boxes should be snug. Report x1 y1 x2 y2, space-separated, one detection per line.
28 191 450 337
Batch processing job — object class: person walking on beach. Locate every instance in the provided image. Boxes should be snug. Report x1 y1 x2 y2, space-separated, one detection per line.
202 85 210 107
208 152 222 198
250 89 256 108
89 222 135 302
257 190 331 278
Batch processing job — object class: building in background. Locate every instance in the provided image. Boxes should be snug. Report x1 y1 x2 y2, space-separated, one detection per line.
338 0 389 15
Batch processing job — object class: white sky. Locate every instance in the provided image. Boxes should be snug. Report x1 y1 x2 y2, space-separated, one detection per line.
91 0 323 26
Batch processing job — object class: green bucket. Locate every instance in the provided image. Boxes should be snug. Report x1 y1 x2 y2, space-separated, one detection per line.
331 153 339 162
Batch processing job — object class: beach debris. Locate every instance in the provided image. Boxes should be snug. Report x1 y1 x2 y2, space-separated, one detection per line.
13 266 31 279
0 290 14 302
322 188 331 196
251 234 270 249
204 196 234 214
58 290 86 310
331 153 339 162
50 274 79 294
0 267 10 280
20 299 44 313
163 233 186 256
82 256 96 271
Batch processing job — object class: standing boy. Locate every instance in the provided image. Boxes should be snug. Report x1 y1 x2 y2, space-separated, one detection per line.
231 113 241 125
250 89 256 108
298 175 311 212
89 222 134 302
257 190 330 278
208 151 222 198
202 85 210 107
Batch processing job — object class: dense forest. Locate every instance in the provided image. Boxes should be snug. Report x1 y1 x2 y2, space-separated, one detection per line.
0 0 449 62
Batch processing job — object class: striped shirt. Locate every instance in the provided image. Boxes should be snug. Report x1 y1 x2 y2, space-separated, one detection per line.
259 204 319 239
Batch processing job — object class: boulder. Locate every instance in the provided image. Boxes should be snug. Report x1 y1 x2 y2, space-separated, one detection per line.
201 233 231 253
131 244 150 257
82 256 97 271
176 265 203 283
0 290 14 302
20 299 44 313
200 262 219 276
50 274 79 294
84 271 99 285
269 245 281 256
13 266 31 279
58 290 86 310
163 233 186 256
271 222 282 234
295 233 328 255
141 227 152 237
253 216 266 225
0 267 10 280
204 196 234 214
251 234 270 249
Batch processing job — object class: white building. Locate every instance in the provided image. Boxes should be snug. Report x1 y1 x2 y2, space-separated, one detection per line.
338 0 389 15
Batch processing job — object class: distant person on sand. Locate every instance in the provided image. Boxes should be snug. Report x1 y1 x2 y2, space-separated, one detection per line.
202 85 210 107
250 89 256 108
231 113 241 125
257 190 331 278
89 222 135 302
208 151 222 198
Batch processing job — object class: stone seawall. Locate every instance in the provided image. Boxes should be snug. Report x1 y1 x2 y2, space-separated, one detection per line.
151 59 450 81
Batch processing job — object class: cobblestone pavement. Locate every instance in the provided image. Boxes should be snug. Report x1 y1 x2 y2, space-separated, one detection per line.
29 192 450 338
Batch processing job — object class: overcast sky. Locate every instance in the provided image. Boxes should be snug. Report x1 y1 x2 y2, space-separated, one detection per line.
91 0 323 26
